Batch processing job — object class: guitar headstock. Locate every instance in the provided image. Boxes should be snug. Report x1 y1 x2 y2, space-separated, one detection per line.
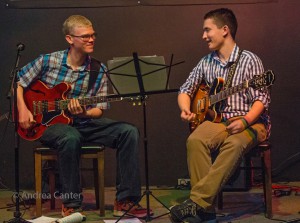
122 95 144 106
249 70 275 89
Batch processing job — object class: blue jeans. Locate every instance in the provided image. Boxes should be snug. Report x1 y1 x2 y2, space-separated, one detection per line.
40 118 141 208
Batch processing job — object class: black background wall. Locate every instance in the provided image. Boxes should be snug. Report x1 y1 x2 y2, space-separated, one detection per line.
0 0 299 189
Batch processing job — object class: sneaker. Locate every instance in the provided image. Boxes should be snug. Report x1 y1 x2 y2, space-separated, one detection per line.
61 204 86 220
169 199 204 223
113 199 153 218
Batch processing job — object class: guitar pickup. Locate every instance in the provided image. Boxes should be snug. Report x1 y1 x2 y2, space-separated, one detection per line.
33 100 48 115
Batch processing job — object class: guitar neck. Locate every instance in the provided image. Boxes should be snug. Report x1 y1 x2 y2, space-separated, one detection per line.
60 96 123 110
210 81 248 105
33 95 126 115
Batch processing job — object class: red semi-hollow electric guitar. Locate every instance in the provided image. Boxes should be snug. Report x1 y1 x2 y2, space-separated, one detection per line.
17 80 138 141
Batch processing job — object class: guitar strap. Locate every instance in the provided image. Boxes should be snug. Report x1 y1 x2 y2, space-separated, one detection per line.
88 58 102 93
224 49 243 89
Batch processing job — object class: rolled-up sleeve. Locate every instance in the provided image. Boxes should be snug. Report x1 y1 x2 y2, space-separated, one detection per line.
18 55 44 88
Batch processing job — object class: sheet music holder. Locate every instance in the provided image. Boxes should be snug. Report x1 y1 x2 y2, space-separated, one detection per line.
107 55 169 94
107 53 183 222
107 54 183 98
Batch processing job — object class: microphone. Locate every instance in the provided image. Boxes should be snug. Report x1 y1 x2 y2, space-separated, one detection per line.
16 42 25 51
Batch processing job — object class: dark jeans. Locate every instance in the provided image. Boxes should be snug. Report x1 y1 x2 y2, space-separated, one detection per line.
40 118 141 208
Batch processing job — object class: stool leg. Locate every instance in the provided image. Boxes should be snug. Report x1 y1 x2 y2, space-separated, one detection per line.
262 149 273 218
97 151 105 216
48 161 56 210
34 152 42 217
217 191 223 210
93 159 100 209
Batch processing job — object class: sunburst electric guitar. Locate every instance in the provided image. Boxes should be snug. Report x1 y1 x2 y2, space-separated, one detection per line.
17 80 140 141
190 70 275 131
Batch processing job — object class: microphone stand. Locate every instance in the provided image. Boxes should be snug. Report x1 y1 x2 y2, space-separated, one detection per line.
5 43 31 223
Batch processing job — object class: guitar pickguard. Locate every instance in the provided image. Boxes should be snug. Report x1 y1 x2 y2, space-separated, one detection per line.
41 111 66 126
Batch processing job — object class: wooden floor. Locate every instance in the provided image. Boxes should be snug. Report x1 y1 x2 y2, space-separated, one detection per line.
1 185 300 223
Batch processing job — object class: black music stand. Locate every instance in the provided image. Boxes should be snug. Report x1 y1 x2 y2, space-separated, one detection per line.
107 52 183 222
5 44 31 223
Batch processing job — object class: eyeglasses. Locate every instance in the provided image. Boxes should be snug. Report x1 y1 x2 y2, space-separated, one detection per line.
70 33 97 42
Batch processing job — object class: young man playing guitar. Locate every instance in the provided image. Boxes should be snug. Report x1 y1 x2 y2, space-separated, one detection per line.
170 8 272 223
17 15 150 218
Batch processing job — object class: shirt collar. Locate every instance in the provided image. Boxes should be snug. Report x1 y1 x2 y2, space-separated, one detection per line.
62 48 69 66
228 44 240 63
62 48 92 71
211 44 240 67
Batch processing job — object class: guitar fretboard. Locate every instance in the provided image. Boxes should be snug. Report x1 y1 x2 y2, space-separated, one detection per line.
210 81 248 105
32 95 131 115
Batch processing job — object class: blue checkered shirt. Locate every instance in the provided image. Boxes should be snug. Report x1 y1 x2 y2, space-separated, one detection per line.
18 48 108 111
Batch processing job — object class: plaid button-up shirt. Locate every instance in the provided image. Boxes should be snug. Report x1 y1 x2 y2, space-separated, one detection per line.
180 45 271 133
18 48 108 111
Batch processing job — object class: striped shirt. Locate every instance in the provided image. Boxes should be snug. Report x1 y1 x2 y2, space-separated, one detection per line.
18 48 108 111
180 45 271 128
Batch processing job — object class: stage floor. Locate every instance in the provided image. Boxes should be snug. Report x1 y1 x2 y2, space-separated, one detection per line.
1 184 300 223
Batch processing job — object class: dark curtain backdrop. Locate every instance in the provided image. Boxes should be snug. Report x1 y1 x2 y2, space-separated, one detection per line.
5 0 277 8
0 0 299 189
